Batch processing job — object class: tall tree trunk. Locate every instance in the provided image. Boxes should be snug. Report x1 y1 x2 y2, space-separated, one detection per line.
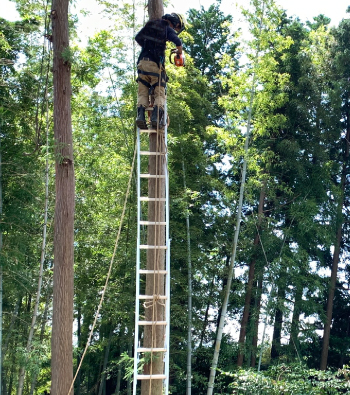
199 278 215 349
50 0 75 393
251 273 263 367
320 112 349 370
115 360 122 395
237 186 265 366
127 339 132 395
0 126 3 395
141 2 165 395
289 283 303 358
98 329 113 395
181 156 192 395
339 316 350 368
142 131 166 395
30 288 51 395
3 296 21 355
75 307 82 395
271 284 285 360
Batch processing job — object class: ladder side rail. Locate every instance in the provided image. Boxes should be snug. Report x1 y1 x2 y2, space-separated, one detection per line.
164 103 171 395
133 127 142 395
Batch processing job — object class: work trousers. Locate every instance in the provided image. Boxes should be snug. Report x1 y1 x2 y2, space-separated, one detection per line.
137 59 166 108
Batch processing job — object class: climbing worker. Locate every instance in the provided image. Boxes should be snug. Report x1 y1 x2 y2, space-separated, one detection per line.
135 13 185 129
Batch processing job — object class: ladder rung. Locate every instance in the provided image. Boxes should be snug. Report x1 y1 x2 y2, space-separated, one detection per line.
140 221 166 225
139 245 167 250
140 129 164 134
138 321 167 326
137 374 167 380
140 197 167 202
138 295 167 300
137 348 167 352
139 269 168 274
140 174 166 178
140 151 166 156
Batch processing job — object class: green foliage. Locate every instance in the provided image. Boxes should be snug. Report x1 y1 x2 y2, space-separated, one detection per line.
225 364 350 394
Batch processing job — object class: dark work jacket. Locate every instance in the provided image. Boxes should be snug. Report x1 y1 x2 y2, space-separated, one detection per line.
135 20 182 67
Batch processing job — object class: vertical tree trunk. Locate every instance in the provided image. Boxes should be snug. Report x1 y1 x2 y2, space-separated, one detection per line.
115 361 122 395
320 113 349 370
98 329 113 395
127 341 132 395
0 126 3 395
75 307 82 395
199 279 215 349
181 156 192 395
289 283 303 358
50 0 75 393
3 296 21 355
141 2 165 395
237 186 265 366
30 288 51 395
271 284 285 360
142 132 166 395
17 110 50 395
250 274 263 367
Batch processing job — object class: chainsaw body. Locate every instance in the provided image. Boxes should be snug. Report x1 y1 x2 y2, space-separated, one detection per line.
169 49 185 67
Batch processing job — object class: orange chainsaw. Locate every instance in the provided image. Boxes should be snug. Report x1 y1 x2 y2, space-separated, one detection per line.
169 48 185 67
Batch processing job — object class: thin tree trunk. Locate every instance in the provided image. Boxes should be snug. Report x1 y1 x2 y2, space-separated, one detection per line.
199 278 215 349
339 316 350 367
127 340 132 395
3 296 21 355
29 288 51 395
50 0 75 393
251 273 263 367
320 223 343 370
181 156 192 395
115 361 122 395
206 2 267 389
17 99 50 395
271 284 285 360
290 283 303 358
320 112 349 370
98 329 113 395
75 307 82 395
0 125 3 395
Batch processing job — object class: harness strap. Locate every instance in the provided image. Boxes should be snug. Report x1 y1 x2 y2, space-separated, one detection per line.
138 69 161 78
137 77 167 95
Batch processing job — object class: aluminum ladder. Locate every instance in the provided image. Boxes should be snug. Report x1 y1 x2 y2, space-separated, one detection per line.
133 107 170 395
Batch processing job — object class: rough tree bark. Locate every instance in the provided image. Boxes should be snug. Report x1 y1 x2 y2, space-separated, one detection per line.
320 104 349 370
142 133 166 395
250 274 263 367
237 186 265 366
50 0 75 393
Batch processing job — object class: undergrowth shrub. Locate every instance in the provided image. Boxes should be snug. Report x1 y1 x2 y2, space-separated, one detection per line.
221 363 350 394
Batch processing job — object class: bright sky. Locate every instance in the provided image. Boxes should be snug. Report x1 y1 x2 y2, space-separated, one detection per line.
2 0 350 28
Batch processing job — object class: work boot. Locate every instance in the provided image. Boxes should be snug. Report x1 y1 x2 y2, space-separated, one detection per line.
136 106 147 129
151 105 165 129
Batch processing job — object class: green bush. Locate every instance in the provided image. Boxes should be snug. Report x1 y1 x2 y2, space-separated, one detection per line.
221 364 350 394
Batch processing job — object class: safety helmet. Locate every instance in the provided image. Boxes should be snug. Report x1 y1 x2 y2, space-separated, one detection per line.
162 13 186 34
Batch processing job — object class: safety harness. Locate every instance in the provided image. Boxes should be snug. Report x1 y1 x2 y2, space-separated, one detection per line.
137 68 168 96
136 19 169 95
